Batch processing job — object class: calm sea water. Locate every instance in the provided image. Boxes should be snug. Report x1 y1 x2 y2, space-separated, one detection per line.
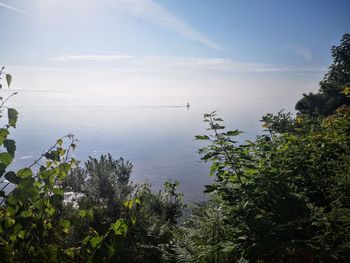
2 69 319 202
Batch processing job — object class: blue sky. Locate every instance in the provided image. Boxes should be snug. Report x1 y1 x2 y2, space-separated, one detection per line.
0 0 349 110
1 0 349 67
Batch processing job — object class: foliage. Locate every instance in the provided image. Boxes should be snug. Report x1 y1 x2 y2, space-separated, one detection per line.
169 199 237 263
63 155 184 262
63 154 136 237
122 180 184 262
175 107 350 262
0 68 80 262
296 33 350 116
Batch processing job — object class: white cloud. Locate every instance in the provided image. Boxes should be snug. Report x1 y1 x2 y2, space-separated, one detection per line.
138 56 326 72
50 55 133 61
152 57 285 72
105 0 225 52
0 2 27 15
288 45 313 62
19 155 34 160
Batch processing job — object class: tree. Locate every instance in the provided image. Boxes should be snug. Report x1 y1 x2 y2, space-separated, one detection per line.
63 154 135 235
63 155 184 262
296 33 350 116
176 108 350 262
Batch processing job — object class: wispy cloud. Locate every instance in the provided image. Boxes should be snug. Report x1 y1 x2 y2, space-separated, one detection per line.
0 2 27 15
50 55 133 62
155 57 285 72
137 56 325 73
105 0 225 52
49 55 326 73
288 45 313 62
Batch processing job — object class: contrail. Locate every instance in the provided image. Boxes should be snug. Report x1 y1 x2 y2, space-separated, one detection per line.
0 2 27 15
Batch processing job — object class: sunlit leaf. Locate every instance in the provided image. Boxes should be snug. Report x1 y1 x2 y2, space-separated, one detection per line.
57 139 63 146
17 168 32 178
0 152 13 166
20 210 32 218
0 128 9 145
90 236 104 248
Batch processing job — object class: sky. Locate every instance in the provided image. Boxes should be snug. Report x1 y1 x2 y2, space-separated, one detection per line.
0 0 349 109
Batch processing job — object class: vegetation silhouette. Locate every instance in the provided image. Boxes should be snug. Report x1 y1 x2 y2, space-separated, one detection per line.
296 33 350 116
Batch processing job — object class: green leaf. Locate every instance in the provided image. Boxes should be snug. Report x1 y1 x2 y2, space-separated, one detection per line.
226 130 241 136
221 242 236 253
341 86 350 96
57 139 63 146
44 151 60 162
90 236 104 248
20 210 32 218
123 200 131 209
0 163 7 177
79 210 87 217
7 206 18 216
130 214 136 225
5 171 18 184
111 220 123 234
87 210 94 219
57 147 66 156
204 184 217 193
33 181 42 188
4 139 16 156
9 234 17 242
7 108 18 128
6 74 12 87
106 245 116 258
45 206 55 216
0 152 13 166
195 135 210 140
134 198 141 205
17 168 32 178
111 220 128 236
52 187 64 196
60 220 70 229
5 218 15 228
0 128 9 145
64 249 75 258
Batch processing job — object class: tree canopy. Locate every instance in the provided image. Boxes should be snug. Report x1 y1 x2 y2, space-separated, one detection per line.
296 33 350 116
